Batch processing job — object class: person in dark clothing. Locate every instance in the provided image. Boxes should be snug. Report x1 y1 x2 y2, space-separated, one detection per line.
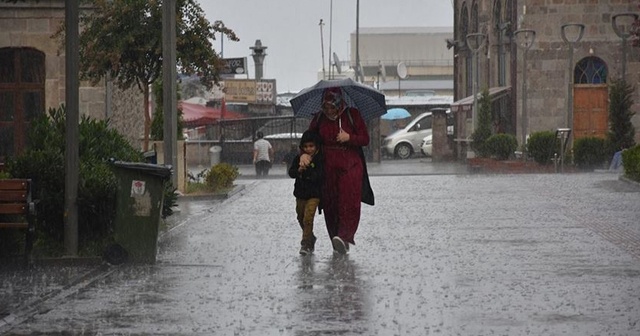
288 130 324 255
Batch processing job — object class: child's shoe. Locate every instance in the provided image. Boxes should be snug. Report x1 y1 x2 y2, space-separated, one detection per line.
299 245 313 256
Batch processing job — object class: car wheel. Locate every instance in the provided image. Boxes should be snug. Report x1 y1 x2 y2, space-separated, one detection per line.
395 143 412 159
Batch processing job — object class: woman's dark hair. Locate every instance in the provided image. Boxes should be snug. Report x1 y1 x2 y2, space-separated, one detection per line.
256 131 264 139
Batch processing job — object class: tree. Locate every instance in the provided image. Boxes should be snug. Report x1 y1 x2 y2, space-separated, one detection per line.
60 0 237 150
607 79 636 154
470 87 493 157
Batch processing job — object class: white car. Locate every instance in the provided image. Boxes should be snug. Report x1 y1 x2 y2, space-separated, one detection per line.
420 134 432 157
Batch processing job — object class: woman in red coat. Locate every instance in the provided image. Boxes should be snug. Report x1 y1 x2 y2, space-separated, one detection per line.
299 87 372 254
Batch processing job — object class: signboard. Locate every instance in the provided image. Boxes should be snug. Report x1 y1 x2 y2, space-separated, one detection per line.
220 57 246 76
223 79 277 104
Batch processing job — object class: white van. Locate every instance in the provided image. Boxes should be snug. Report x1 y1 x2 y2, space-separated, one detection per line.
382 110 452 159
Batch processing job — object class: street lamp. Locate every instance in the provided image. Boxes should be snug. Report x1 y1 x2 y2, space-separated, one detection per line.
514 29 536 151
612 13 639 81
465 32 486 131
561 23 585 131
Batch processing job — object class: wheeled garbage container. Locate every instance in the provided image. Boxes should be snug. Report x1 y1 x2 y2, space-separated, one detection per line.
109 161 172 264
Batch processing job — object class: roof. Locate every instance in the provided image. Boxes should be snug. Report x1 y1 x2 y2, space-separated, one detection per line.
450 87 511 112
386 95 453 106
356 27 453 35
379 79 453 91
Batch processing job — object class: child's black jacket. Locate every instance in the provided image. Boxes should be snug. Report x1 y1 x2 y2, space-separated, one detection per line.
288 152 324 200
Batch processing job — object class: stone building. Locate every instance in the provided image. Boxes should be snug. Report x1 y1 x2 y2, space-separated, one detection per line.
0 1 144 164
451 0 639 159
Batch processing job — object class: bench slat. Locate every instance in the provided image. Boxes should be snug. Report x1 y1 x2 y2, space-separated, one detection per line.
0 222 29 229
0 203 27 214
0 191 27 202
0 179 28 191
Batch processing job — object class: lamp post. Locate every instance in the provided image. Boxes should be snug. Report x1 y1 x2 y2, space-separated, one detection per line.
612 13 639 81
514 29 536 150
560 23 585 131
466 33 486 131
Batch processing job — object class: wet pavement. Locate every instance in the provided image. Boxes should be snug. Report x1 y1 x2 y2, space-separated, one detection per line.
2 160 640 335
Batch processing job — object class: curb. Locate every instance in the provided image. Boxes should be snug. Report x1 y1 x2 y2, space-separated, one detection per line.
0 264 117 333
177 184 246 200
620 175 640 188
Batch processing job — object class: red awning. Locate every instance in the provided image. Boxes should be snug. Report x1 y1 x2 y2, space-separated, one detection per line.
179 100 246 127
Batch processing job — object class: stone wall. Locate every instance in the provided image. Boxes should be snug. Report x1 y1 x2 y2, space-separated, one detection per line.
522 1 640 142
0 1 145 149
454 0 640 146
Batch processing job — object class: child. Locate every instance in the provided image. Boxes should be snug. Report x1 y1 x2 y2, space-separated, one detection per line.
288 130 324 255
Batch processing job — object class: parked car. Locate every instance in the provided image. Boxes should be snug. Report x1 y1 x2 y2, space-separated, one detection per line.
420 134 432 156
382 110 453 159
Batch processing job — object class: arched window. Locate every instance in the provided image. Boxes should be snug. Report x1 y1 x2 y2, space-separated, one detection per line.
471 1 479 33
461 3 472 96
574 56 607 84
0 47 45 162
493 0 502 30
461 3 469 44
494 0 507 86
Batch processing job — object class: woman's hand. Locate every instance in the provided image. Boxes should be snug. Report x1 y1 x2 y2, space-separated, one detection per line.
337 129 350 143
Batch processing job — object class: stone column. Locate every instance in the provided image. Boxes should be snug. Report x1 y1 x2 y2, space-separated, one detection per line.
431 108 448 162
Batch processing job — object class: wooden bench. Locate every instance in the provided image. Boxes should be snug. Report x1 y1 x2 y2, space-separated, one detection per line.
0 179 36 264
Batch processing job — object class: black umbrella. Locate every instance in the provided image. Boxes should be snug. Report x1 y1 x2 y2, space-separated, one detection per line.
290 78 387 121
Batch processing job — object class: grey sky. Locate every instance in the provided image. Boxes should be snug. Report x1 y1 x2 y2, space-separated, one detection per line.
200 0 454 93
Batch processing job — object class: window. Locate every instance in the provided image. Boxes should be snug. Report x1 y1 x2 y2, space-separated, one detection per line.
461 4 472 96
0 47 45 162
574 56 607 84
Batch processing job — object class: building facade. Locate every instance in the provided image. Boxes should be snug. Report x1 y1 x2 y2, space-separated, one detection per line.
452 0 640 158
0 1 144 164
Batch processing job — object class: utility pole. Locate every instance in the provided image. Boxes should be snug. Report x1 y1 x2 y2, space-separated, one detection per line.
163 0 178 187
64 0 79 256
355 0 362 83
328 0 333 79
319 19 326 80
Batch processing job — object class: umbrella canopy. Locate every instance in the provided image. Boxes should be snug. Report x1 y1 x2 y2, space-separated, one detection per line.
290 78 386 121
382 107 411 120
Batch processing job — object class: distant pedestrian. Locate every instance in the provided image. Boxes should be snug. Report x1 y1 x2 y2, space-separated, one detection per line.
288 130 324 255
253 131 273 177
282 142 298 170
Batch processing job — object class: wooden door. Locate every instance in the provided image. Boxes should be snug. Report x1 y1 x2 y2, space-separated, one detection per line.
573 84 608 139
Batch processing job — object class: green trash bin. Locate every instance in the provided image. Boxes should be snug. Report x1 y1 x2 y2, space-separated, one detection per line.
110 161 172 264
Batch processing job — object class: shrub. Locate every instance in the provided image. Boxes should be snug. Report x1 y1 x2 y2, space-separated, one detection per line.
205 163 239 192
485 133 518 160
607 79 635 155
526 131 559 165
470 88 493 157
573 137 607 169
6 105 149 256
622 145 640 182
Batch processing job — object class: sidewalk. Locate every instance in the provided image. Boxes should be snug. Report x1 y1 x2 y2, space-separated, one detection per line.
2 169 640 334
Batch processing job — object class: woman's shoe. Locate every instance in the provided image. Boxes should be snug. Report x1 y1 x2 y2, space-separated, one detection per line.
331 236 347 254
